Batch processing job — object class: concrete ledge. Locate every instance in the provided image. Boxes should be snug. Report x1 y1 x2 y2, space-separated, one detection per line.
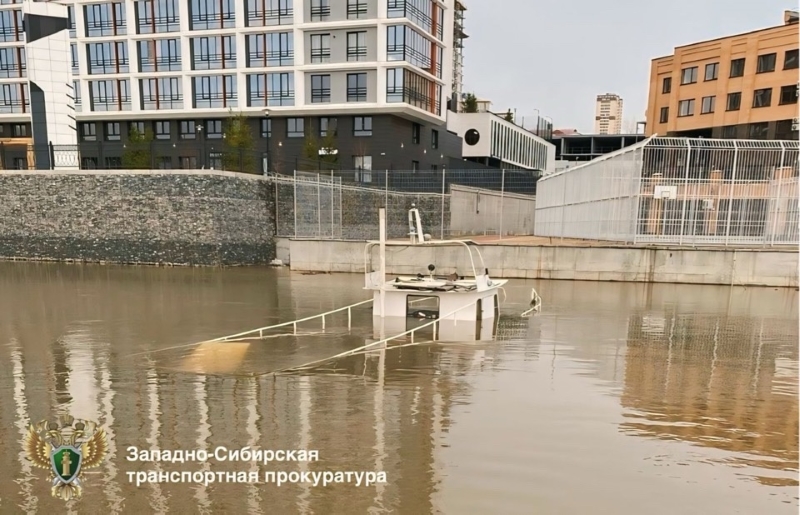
282 238 799 288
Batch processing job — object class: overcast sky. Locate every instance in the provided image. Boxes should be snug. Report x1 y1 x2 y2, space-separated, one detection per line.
463 0 792 133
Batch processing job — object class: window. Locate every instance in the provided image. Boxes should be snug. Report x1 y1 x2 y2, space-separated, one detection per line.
354 116 372 136
191 36 236 70
320 117 336 137
411 160 419 171
129 122 145 136
347 73 367 102
180 120 196 139
680 66 697 85
347 0 367 19
722 125 737 139
138 39 181 72
88 41 130 74
310 74 330 103
192 75 237 108
310 34 330 63
12 123 25 137
154 120 170 139
700 96 715 114
70 44 78 74
677 99 695 117
180 156 198 169
260 118 271 137
0 10 23 43
729 58 745 78
140 77 181 110
756 53 776 73
386 24 443 78
247 72 294 107
412 123 420 144
748 122 769 140
85 3 126 37
246 32 293 67
105 157 122 169
354 155 372 182
89 79 132 111
81 157 99 169
659 106 669 123
106 122 121 140
205 119 222 138
704 62 718 81
779 85 798 105
208 152 222 169
81 122 97 141
158 156 172 169
310 0 329 21
386 68 403 102
431 129 438 149
67 5 76 38
775 119 799 140
662 77 671 94
287 117 304 137
726 92 741 111
752 88 772 108
785 49 799 70
189 0 234 30
245 0 293 27
135 0 179 34
347 31 367 62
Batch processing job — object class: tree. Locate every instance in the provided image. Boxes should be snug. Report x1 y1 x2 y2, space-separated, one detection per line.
461 93 478 113
302 120 338 169
503 110 514 122
222 110 256 173
121 125 153 169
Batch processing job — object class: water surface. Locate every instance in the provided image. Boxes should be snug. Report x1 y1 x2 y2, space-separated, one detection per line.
0 263 796 514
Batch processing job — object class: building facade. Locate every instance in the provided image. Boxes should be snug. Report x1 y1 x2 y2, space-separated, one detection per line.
0 0 467 171
645 10 799 140
446 111 555 172
594 93 623 134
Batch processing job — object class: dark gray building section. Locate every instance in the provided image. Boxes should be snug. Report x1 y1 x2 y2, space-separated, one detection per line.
74 114 463 172
550 133 647 163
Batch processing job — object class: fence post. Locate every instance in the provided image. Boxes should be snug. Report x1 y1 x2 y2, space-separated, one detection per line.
293 169 298 239
770 144 787 247
48 141 55 170
384 169 388 208
724 142 738 246
317 173 322 238
499 168 506 239
440 167 446 240
330 170 334 239
678 144 692 246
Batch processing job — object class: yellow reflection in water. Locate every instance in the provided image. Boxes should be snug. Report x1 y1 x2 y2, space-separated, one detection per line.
178 341 251 374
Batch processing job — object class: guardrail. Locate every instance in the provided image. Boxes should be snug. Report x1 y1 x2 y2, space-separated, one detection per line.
268 296 486 375
212 298 374 341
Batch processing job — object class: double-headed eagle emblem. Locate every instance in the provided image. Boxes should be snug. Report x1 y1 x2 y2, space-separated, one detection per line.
23 415 108 501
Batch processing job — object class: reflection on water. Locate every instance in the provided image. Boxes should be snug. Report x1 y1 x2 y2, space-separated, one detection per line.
0 263 796 514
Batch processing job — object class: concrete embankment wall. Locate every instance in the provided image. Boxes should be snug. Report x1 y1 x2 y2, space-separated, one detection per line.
0 170 275 266
280 238 799 287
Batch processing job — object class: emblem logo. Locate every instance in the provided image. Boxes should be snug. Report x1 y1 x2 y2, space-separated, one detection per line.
24 415 108 500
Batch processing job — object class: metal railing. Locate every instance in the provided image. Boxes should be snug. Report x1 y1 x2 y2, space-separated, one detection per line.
213 298 374 341
535 137 800 246
268 295 489 376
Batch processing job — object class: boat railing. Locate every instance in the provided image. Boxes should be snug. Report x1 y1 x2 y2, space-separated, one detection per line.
268 295 488 375
212 298 375 342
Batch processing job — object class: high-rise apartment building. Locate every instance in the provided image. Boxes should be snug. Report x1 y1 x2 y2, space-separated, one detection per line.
645 10 799 140
594 93 623 134
0 0 465 171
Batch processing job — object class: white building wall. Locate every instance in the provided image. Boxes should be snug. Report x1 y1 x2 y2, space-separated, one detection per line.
447 111 556 171
0 0 455 126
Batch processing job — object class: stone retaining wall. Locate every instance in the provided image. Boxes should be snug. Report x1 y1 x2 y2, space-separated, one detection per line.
0 170 275 265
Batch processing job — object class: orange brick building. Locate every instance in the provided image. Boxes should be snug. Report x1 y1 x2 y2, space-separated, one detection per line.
646 10 799 140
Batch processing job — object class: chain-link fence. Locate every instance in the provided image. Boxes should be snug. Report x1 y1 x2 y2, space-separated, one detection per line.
535 137 799 246
274 168 539 240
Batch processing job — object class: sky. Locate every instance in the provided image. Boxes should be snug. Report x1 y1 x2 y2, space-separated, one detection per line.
463 0 793 133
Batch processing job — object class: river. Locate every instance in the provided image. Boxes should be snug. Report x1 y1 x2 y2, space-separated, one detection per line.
0 262 796 514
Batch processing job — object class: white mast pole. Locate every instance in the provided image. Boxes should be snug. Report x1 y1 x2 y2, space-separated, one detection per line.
379 208 386 318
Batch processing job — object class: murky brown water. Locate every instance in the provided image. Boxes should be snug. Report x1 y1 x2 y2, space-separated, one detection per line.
0 262 797 514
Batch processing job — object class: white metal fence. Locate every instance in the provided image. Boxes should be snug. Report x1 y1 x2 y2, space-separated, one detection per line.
535 137 800 246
